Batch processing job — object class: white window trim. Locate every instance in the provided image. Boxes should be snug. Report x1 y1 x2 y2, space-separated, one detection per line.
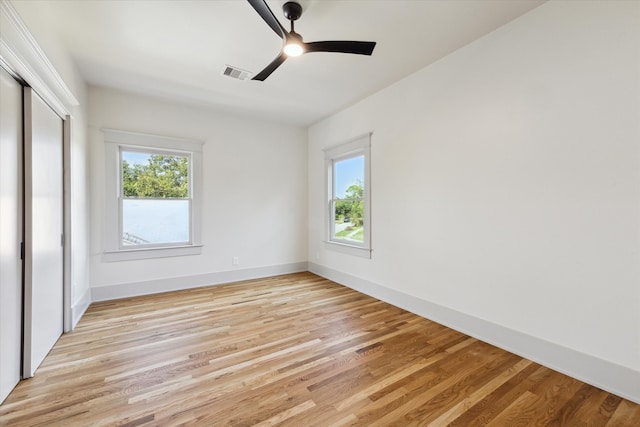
102 129 204 262
324 133 372 259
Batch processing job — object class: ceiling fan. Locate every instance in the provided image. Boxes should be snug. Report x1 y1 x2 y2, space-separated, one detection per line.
247 0 377 81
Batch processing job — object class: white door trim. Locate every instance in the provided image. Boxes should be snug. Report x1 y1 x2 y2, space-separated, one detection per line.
1 0 76 335
0 0 78 116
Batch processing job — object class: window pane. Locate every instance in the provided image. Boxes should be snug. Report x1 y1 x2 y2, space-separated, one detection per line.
334 155 364 199
122 199 189 245
121 151 189 198
333 200 364 243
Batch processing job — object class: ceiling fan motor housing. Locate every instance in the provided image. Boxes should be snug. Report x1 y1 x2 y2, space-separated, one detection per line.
283 2 303 21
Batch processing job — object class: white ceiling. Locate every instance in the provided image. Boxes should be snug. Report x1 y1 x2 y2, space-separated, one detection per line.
12 0 546 126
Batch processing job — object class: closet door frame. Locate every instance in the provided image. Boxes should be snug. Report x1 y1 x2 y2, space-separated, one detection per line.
0 3 77 404
2 0 76 340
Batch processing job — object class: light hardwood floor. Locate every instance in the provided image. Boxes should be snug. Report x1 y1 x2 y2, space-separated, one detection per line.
1 272 638 426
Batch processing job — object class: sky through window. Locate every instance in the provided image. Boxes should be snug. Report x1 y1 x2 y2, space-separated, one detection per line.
335 155 364 198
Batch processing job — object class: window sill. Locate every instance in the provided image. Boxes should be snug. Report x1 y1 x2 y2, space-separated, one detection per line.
324 241 372 259
102 244 202 262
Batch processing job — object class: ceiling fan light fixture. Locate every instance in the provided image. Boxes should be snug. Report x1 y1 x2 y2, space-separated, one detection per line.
283 31 304 57
284 42 304 57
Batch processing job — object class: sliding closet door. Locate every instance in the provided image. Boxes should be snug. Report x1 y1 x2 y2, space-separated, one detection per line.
23 88 64 377
0 68 23 403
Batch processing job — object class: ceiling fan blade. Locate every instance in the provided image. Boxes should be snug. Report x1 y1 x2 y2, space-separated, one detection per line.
247 0 287 39
305 41 376 56
252 52 288 81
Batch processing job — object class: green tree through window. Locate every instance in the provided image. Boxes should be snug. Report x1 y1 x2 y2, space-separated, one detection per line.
122 154 189 198
335 180 364 226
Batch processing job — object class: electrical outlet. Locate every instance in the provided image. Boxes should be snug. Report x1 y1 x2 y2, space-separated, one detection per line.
232 256 239 266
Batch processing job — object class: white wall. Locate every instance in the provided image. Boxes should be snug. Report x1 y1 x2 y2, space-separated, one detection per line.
8 0 91 326
89 86 308 298
308 0 640 401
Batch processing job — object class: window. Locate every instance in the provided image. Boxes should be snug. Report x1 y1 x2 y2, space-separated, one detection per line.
103 129 203 261
120 149 190 247
325 133 371 258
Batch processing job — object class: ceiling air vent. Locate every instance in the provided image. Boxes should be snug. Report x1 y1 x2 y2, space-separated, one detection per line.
223 65 251 81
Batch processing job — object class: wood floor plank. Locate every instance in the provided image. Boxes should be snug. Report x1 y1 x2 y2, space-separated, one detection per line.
607 399 640 427
446 364 551 426
0 272 638 426
427 358 534 426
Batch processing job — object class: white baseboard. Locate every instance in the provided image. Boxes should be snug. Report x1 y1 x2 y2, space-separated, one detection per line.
91 262 308 302
71 287 91 328
308 262 640 405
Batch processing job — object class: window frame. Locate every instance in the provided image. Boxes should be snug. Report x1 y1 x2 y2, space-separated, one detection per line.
324 133 372 258
103 129 203 262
